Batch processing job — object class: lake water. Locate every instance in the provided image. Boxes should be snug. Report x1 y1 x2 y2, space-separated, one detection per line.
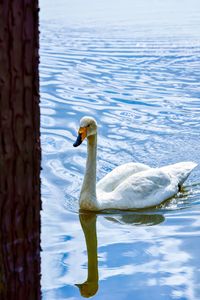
40 1 200 299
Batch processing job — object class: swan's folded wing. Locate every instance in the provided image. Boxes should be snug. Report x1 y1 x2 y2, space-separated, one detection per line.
97 162 151 193
104 169 179 209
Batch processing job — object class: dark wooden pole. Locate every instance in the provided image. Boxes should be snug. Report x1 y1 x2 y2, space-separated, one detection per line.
0 1 41 299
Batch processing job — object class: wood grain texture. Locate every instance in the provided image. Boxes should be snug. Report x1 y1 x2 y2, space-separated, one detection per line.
0 1 41 299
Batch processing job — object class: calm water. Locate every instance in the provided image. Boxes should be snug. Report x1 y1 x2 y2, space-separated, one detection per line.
40 1 200 299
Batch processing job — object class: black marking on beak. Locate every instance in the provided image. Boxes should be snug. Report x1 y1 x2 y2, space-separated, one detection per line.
73 133 82 147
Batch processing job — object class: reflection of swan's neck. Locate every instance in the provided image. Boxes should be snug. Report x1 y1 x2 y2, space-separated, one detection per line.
82 214 98 282
80 134 99 210
77 213 98 298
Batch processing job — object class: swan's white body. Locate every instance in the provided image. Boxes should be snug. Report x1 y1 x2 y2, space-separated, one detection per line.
74 117 197 211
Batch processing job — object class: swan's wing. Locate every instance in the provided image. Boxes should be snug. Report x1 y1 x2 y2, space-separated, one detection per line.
100 168 179 209
97 162 151 193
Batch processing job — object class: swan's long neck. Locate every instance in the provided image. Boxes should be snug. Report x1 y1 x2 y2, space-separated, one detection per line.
79 134 99 210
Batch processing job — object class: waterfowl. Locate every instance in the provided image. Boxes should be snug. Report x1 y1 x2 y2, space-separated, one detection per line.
73 116 197 211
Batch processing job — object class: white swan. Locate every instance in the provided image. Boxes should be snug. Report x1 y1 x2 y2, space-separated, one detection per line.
73 116 197 211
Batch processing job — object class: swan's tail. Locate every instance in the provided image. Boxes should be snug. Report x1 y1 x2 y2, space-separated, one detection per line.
161 161 198 187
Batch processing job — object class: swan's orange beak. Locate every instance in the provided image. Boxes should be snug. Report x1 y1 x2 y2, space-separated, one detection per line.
79 127 87 141
73 127 87 147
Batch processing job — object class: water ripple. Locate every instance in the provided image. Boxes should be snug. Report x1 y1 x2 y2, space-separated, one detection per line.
40 28 200 207
40 9 200 299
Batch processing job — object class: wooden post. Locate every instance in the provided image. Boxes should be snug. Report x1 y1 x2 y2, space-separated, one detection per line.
0 1 41 299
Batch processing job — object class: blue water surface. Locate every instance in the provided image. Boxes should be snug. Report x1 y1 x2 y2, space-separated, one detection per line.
40 1 200 299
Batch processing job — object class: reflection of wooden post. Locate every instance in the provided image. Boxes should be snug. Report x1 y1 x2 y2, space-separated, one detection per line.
0 1 41 299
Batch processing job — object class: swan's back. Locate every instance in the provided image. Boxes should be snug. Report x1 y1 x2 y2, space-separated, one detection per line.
97 162 151 193
98 161 197 210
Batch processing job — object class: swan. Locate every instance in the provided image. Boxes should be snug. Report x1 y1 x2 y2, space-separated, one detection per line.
73 116 197 211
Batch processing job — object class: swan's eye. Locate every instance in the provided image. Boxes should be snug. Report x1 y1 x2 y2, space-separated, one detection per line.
87 124 90 128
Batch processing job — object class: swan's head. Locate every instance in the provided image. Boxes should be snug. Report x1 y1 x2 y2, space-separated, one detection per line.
73 116 97 147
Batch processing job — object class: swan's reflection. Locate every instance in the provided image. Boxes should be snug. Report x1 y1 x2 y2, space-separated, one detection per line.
75 213 98 298
75 211 165 298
